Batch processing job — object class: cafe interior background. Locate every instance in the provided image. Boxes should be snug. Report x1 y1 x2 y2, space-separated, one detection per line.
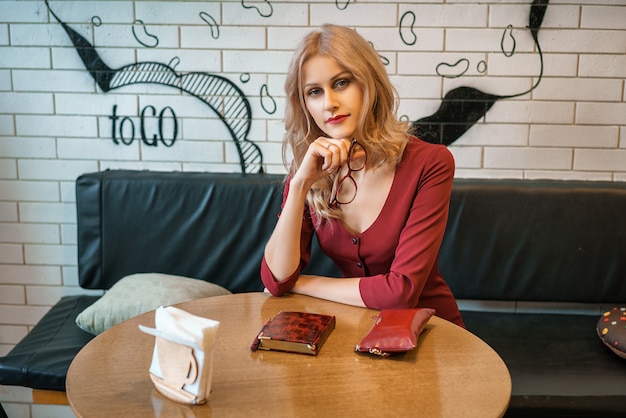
0 0 625 416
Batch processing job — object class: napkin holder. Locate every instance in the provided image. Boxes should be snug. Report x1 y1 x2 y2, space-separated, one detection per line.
139 306 220 404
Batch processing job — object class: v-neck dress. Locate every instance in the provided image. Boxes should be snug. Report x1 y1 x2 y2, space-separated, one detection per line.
261 136 464 327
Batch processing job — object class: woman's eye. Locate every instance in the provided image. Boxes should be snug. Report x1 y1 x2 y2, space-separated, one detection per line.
335 79 349 89
308 88 321 96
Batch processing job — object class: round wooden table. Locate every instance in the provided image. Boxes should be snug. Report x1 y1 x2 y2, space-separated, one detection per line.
66 293 511 417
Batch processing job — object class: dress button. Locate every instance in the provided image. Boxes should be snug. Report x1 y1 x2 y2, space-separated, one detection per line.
357 262 363 268
351 237 357 244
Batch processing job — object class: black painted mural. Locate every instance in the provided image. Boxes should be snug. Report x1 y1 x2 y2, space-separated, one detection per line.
45 0 549 173
46 0 264 174
410 0 549 145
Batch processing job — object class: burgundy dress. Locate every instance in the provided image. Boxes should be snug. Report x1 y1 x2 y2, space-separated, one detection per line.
261 136 464 327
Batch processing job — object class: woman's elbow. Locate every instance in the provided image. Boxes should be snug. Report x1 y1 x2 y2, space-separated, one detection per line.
362 276 420 309
260 270 294 297
265 285 287 297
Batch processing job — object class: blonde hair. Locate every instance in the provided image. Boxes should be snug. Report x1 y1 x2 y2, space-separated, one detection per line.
283 24 408 222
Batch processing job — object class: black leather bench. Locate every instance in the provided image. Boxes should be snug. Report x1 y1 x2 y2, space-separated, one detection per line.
1 170 625 417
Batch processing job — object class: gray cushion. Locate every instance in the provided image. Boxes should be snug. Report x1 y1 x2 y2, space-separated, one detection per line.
76 273 231 335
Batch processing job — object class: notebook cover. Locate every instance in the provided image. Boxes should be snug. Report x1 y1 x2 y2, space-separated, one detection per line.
251 311 336 356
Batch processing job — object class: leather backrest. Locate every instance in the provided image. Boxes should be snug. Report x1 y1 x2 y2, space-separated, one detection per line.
439 179 626 302
76 171 626 302
76 170 339 293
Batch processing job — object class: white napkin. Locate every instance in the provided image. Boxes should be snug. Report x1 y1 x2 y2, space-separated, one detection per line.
139 306 220 404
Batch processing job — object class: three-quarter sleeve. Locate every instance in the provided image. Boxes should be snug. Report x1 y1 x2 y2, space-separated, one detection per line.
357 145 455 311
260 177 315 296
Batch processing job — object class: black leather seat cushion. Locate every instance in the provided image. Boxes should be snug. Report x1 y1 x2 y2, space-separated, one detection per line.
462 311 626 417
0 295 99 391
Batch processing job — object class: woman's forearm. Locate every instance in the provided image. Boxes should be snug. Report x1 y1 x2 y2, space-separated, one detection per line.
292 275 366 307
263 178 311 281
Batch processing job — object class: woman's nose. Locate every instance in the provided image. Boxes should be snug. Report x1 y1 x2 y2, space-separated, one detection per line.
324 91 339 110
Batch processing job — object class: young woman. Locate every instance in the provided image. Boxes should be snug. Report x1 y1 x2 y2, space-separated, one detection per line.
260 24 464 327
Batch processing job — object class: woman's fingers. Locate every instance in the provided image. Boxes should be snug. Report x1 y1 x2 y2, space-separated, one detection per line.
314 138 350 171
294 138 351 187
321 142 338 172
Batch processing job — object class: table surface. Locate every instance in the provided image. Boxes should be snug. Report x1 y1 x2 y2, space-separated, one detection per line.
66 293 511 418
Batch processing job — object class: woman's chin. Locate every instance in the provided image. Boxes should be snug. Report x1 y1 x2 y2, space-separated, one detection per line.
325 131 355 140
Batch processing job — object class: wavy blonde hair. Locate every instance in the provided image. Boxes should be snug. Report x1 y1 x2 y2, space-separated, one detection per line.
282 24 408 223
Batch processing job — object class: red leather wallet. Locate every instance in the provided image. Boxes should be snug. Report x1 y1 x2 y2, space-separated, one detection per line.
355 308 435 357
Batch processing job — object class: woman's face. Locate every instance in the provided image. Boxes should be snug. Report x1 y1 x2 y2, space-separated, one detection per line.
301 55 364 140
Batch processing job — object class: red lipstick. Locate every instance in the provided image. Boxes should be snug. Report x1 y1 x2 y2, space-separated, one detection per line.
327 115 348 125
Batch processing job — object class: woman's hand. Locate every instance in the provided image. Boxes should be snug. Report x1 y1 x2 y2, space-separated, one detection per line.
292 137 351 188
263 137 351 283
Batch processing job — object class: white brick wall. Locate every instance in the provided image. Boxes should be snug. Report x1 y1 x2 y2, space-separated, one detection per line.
0 1 625 415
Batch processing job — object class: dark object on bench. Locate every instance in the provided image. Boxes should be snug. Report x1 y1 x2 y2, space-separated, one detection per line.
1 171 625 417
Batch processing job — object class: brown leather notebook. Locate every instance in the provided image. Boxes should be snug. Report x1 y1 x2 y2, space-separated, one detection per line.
250 311 336 356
